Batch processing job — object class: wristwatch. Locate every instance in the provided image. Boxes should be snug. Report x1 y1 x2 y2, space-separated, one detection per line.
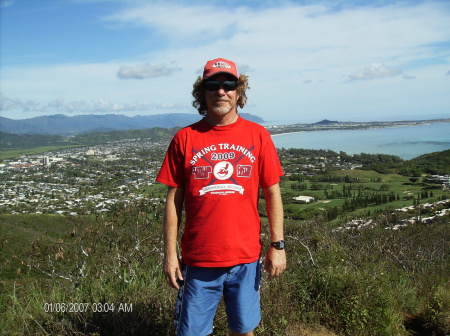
270 240 285 250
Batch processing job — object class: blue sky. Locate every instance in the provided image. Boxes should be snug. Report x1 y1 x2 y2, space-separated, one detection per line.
1 0 449 123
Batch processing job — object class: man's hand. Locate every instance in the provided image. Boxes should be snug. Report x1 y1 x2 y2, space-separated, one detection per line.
164 254 183 289
264 248 286 279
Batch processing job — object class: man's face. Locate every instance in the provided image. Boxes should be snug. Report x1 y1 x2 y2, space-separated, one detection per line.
204 74 239 116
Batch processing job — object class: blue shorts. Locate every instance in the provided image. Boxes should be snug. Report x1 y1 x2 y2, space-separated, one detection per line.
174 260 262 336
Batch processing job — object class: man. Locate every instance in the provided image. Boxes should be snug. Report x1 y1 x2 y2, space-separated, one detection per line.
156 58 286 336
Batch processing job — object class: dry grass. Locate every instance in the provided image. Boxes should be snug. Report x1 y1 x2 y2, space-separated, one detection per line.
285 324 337 336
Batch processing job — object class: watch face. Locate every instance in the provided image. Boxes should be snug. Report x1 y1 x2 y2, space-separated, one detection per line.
272 240 285 250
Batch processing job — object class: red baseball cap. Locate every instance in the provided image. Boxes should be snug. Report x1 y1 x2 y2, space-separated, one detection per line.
203 58 239 79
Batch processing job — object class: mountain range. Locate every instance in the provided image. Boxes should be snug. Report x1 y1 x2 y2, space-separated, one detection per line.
0 113 265 135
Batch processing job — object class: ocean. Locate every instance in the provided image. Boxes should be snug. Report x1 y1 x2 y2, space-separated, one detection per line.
271 122 450 160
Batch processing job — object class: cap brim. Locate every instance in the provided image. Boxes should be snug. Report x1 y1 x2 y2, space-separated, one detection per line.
203 71 238 80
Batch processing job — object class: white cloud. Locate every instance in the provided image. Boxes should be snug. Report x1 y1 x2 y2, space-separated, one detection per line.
0 0 14 9
0 94 188 115
117 63 181 80
103 3 239 43
403 74 416 80
104 2 450 62
347 63 402 81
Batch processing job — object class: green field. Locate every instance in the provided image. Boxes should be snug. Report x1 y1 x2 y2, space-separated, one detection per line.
280 169 447 222
0 146 80 160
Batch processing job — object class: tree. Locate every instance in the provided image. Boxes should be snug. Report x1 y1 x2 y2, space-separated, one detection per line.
409 177 419 184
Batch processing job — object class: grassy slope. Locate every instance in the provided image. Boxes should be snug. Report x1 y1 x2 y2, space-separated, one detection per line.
2 207 448 335
1 169 449 335
0 215 81 281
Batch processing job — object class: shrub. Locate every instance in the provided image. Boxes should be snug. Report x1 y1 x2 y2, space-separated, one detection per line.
1 203 448 335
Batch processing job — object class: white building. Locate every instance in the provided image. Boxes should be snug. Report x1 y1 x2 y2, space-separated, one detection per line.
293 196 315 203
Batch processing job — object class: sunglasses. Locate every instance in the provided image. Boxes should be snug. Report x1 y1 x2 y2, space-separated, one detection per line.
203 80 237 91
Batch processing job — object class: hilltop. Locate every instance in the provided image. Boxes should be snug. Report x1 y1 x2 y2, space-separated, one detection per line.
314 119 340 125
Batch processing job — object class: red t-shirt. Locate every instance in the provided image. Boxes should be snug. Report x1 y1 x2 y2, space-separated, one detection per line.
156 117 283 267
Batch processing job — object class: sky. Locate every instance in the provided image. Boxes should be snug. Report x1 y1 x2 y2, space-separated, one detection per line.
1 0 449 124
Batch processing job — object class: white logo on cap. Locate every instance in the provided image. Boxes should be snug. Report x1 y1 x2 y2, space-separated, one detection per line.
212 61 232 69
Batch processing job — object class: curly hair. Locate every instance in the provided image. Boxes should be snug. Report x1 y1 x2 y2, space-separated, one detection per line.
192 74 250 116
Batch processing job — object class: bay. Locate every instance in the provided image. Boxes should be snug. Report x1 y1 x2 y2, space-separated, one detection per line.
271 122 450 160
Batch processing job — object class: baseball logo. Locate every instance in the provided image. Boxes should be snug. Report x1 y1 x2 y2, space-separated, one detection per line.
213 161 233 180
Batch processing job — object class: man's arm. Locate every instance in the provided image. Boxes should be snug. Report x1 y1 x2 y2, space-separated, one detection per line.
262 183 286 279
163 186 185 289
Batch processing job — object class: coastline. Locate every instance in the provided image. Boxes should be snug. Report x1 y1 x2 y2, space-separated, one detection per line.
266 118 450 136
271 121 450 160
272 130 306 137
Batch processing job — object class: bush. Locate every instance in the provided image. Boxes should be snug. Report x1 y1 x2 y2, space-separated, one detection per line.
1 203 448 335
279 213 449 336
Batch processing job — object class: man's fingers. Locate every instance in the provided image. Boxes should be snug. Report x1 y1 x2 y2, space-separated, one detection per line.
264 260 286 279
167 272 180 289
268 266 280 279
264 261 277 278
264 248 286 279
164 268 182 290
164 257 183 289
177 268 184 282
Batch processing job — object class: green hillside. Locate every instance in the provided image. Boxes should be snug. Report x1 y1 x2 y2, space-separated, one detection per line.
361 149 450 176
1 177 449 335
0 127 178 150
